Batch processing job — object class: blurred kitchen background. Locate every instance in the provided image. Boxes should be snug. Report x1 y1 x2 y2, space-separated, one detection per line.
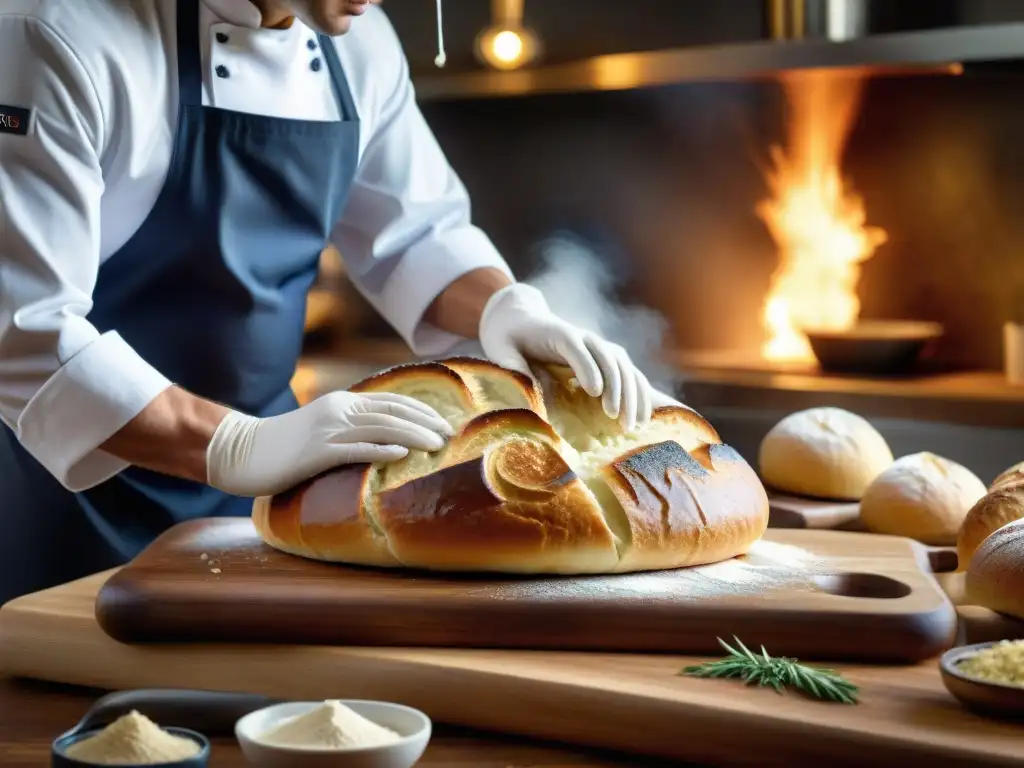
296 0 1024 481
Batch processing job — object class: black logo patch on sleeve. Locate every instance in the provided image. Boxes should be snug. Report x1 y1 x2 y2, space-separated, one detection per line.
0 105 30 136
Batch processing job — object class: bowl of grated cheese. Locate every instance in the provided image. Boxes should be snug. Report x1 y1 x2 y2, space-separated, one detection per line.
235 699 431 767
940 640 1024 720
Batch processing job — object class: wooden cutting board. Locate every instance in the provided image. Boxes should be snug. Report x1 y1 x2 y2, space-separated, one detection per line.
767 492 865 530
1 574 1022 768
92 520 956 662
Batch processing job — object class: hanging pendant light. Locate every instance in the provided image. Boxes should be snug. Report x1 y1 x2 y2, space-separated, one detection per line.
474 0 541 70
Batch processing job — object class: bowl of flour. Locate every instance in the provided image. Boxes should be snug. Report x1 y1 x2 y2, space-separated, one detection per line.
235 699 431 767
52 709 209 767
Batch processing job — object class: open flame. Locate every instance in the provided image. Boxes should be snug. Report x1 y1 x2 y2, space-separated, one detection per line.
757 70 888 362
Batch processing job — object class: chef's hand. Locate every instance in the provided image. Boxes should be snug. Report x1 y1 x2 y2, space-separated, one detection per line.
479 283 654 432
205 392 452 497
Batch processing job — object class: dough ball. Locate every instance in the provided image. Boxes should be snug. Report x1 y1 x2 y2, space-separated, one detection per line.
860 452 987 545
758 407 894 500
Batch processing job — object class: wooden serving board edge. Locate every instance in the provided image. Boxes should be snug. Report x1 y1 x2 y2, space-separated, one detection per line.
1 575 1022 768
90 524 960 663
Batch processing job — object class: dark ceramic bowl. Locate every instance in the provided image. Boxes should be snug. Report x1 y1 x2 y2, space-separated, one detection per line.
50 689 281 768
940 641 1024 720
52 727 209 768
803 320 943 375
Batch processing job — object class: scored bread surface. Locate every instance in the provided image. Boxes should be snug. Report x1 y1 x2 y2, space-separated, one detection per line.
253 358 769 574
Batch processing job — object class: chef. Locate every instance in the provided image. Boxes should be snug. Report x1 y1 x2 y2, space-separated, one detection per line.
0 0 658 603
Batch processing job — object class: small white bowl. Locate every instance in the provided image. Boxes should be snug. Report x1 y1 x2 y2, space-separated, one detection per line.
235 700 431 768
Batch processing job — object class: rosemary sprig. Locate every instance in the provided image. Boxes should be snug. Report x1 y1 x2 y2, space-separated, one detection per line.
680 636 859 704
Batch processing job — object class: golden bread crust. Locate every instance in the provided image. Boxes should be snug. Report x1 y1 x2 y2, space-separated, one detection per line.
601 440 769 572
375 439 619 573
441 356 547 418
251 406 570 565
991 461 1024 492
957 475 1024 570
348 361 469 397
253 464 399 567
253 358 768 574
964 517 1024 620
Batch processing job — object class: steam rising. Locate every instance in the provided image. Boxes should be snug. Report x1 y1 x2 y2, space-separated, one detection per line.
523 233 682 396
443 233 682 398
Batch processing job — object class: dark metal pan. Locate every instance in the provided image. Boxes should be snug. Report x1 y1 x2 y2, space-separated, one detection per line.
804 320 943 375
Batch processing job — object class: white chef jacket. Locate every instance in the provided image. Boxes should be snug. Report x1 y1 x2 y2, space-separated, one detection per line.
0 0 511 491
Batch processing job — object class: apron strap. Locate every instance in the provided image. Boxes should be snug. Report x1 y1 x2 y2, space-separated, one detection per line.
176 0 204 107
319 34 359 122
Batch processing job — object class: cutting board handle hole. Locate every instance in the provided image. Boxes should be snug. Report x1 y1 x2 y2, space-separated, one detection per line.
812 572 912 600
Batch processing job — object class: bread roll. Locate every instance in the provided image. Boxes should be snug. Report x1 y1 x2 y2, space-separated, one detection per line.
965 517 1024 621
758 407 893 500
254 358 769 574
957 462 1024 569
991 461 1024 492
859 452 987 546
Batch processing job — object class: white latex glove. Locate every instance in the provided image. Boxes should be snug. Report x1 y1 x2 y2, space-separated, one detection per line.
206 391 453 497
479 283 654 432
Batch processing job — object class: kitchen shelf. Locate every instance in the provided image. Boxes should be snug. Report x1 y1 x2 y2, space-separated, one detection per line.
671 350 1024 429
413 22 1024 102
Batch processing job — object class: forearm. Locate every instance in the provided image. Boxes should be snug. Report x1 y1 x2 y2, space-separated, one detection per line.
100 386 230 483
423 267 513 339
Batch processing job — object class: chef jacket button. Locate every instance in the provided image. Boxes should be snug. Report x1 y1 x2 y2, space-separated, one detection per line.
310 57 322 72
307 39 317 50
216 32 229 44
216 65 230 78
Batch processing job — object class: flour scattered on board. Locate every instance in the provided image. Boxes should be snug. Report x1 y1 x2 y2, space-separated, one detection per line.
197 547 269 575
191 537 820 593
681 539 824 598
744 540 818 569
622 542 822 599
468 540 822 601
199 551 224 575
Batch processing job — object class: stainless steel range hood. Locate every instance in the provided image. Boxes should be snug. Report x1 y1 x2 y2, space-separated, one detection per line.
413 22 1024 103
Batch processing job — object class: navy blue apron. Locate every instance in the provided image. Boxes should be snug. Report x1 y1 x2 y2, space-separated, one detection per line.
0 0 360 604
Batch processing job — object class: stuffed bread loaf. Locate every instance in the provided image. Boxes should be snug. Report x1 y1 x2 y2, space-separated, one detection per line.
253 357 770 574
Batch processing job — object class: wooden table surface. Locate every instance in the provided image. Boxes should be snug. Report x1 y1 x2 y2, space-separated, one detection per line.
0 677 681 768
